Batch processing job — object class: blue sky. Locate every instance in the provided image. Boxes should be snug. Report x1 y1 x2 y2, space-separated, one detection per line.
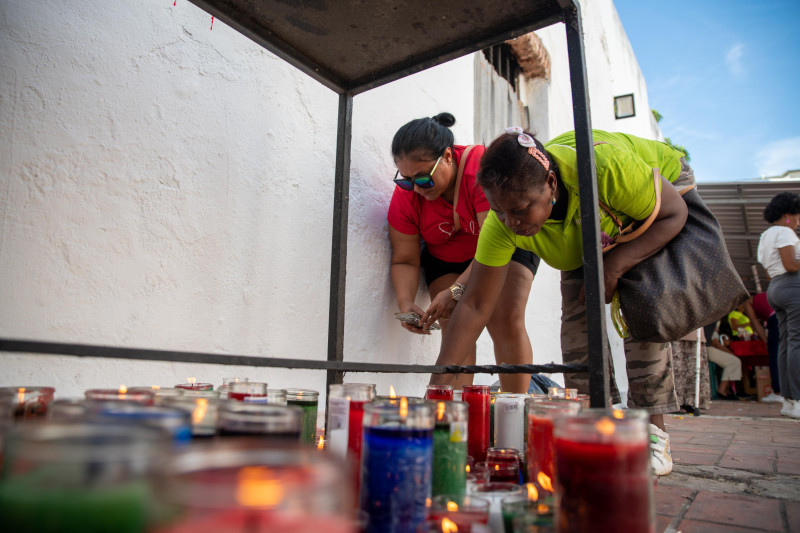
614 0 800 182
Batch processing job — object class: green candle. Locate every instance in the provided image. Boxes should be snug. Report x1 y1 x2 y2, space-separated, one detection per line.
286 389 319 445
0 478 151 533
431 401 468 497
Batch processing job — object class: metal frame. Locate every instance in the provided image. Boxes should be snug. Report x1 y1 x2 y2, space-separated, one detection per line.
1 0 610 408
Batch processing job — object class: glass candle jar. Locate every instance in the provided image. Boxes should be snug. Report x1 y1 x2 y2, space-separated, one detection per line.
486 447 521 484
229 382 268 403
454 390 463 402
325 383 375 460
493 393 528 452
286 389 319 445
85 388 155 405
47 398 89 421
432 400 468 496
264 389 288 405
217 377 249 398
360 399 434 533
466 461 491 493
0 386 56 420
153 442 356 533
502 490 555 533
425 384 454 401
174 381 214 391
128 387 184 404
0 422 169 533
218 402 303 441
553 409 653 533
163 396 221 438
462 385 490 463
546 388 578 400
429 494 491 532
525 399 581 494
86 403 193 445
468 482 524 533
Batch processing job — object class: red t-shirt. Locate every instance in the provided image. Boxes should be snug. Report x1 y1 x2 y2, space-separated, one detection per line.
387 145 488 263
752 293 775 320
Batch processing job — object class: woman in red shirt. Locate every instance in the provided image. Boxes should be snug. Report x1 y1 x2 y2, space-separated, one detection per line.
387 113 539 393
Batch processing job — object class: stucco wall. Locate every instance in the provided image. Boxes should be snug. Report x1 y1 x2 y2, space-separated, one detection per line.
0 0 660 409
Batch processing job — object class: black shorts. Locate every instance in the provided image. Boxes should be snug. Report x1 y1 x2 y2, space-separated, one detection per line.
420 245 540 287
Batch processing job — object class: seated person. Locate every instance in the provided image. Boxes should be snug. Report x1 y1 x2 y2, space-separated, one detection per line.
728 304 755 340
704 321 744 400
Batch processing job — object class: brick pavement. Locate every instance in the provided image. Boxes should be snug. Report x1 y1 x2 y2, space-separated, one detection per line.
656 398 800 532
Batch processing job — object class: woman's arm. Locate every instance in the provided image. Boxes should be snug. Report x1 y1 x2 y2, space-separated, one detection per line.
389 226 428 334
424 211 491 321
742 299 767 341
426 260 509 385
779 245 800 273
601 176 688 302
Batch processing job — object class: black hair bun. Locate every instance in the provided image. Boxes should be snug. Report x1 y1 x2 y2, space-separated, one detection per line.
432 112 456 128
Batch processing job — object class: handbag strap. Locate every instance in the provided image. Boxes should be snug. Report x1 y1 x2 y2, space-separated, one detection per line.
452 145 475 233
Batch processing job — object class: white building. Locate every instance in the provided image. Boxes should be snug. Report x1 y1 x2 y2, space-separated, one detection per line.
0 0 661 408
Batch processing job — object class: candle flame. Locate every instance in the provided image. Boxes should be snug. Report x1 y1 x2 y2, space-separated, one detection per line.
119 385 128 394
494 464 500 471
425 497 432 508
441 517 458 533
151 385 161 390
527 483 539 501
437 401 446 421
537 472 553 492
17 387 25 403
595 417 616 435
612 409 624 419
187 377 196 384
317 436 325 450
192 398 208 425
465 465 471 474
236 466 284 507
389 385 397 398
399 397 408 418
446 501 459 512
538 503 551 515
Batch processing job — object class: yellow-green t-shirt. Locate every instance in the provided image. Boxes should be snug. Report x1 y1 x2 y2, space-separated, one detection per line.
475 130 685 271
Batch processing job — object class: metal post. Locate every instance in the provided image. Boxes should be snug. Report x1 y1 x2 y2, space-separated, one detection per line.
563 4 610 408
326 93 353 393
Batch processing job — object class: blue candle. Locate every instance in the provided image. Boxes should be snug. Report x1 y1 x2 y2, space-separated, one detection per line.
360 399 434 533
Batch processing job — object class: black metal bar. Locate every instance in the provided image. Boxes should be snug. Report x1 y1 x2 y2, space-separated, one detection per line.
0 339 585 376
327 93 353 391
562 4 609 409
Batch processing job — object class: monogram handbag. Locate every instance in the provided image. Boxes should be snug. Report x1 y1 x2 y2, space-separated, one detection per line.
605 170 750 343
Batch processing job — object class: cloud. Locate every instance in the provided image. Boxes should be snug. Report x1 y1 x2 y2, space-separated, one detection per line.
756 137 800 177
725 43 745 76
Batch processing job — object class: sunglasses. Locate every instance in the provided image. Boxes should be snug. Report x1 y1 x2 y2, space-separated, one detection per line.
393 156 442 191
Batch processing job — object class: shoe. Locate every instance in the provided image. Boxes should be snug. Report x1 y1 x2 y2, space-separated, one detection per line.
649 424 673 476
717 393 738 401
761 392 783 403
781 399 800 419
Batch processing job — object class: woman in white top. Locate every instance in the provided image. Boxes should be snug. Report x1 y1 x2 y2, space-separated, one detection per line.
757 192 800 419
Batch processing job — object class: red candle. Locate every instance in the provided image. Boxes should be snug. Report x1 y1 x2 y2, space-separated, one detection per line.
228 382 267 403
553 410 654 533
462 385 490 463
425 384 454 401
428 494 490 533
154 507 355 533
525 399 580 492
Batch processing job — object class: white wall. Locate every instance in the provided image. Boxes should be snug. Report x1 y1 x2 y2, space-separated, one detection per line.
0 0 660 409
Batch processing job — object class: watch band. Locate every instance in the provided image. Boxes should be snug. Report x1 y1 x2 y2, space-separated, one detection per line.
449 282 465 302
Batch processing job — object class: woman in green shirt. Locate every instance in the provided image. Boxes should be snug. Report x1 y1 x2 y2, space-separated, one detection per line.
421 128 692 476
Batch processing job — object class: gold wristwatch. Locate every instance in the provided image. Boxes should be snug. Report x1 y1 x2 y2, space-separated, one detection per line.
449 282 465 302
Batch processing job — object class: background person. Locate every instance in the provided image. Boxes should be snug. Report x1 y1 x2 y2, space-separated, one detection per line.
752 292 782 402
425 127 694 476
387 113 539 393
757 192 800 419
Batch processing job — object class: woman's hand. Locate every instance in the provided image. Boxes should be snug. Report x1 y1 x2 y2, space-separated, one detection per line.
421 289 457 329
398 303 431 335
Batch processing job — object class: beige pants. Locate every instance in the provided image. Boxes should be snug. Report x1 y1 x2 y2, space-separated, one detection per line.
706 346 742 381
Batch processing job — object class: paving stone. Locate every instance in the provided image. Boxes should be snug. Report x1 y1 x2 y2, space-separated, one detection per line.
683 492 782 531
675 518 774 532
654 484 694 517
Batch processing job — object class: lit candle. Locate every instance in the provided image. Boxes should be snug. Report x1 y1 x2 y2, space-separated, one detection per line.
486 447 521 484
175 378 213 391
467 482 523 533
360 398 434 533
128 386 184 404
429 495 491 532
432 401 468 496
85 386 155 405
163 396 220 438
228 382 267 402
525 398 581 494
553 409 653 532
500 485 554 533
462 385 490 463
0 386 55 420
325 383 374 460
86 402 193 445
426 384 454 401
